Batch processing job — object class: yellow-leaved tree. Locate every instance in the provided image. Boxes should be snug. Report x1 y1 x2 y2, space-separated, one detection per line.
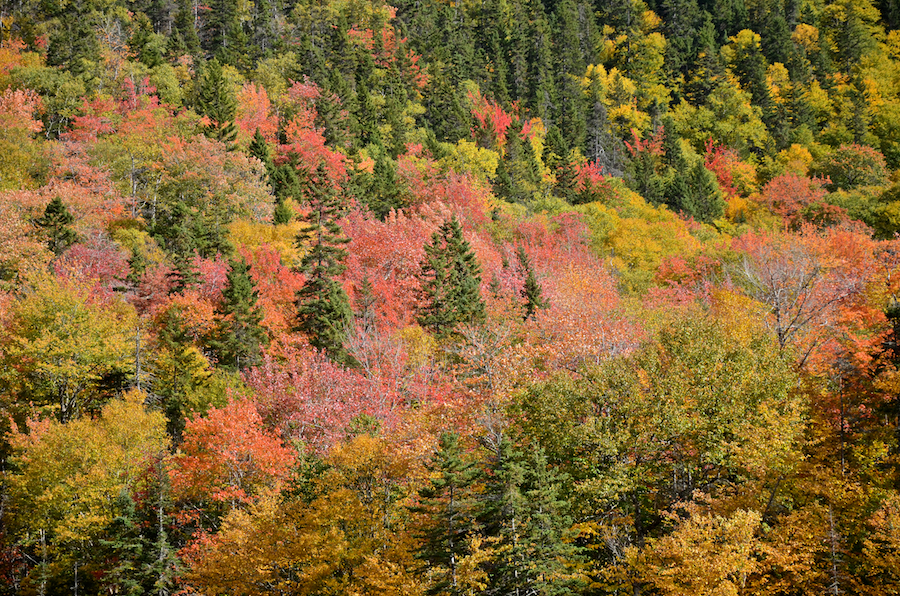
0 272 138 422
6 391 170 595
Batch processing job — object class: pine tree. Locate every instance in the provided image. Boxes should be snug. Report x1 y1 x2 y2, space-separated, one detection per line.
195 59 238 145
209 258 268 371
34 196 77 256
294 163 354 363
518 245 548 320
417 217 486 335
415 432 483 596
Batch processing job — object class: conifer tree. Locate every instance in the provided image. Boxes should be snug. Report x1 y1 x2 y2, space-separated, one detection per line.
415 432 482 596
97 491 148 596
518 245 548 320
417 217 486 335
34 196 77 256
195 59 238 145
294 164 354 363
161 202 200 294
248 128 292 224
518 447 583 595
209 258 268 371
170 0 201 56
367 153 403 220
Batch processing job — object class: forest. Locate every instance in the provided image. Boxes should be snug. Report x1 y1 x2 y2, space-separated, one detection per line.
1 0 900 592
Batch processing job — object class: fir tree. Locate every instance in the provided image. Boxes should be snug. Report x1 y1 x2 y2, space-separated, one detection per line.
415 432 483 596
195 59 238 145
367 153 404 220
159 202 200 294
417 217 486 335
209 258 268 371
34 196 77 256
248 128 292 224
97 491 147 596
518 447 584 595
518 245 548 320
294 164 354 363
170 0 201 56
248 128 274 176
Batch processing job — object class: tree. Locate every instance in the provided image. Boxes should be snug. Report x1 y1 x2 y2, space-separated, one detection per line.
171 397 295 514
34 196 77 256
812 144 889 191
417 217 485 335
195 59 238 145
518 244 548 320
0 273 137 422
294 163 354 363
208 258 268 371
7 392 169 594
414 432 482 596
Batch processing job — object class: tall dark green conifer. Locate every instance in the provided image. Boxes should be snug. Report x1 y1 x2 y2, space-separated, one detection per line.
34 196 77 256
195 59 238 145
518 245 548 320
294 164 354 363
210 259 268 371
366 153 404 220
417 217 486 335
415 432 482 596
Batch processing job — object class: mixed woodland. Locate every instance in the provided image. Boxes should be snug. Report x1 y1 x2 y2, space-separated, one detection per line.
3 0 900 593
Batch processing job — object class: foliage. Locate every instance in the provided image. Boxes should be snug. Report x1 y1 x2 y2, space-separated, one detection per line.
417 217 486 335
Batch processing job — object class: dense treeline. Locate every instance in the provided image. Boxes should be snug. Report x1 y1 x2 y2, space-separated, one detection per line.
2 0 900 594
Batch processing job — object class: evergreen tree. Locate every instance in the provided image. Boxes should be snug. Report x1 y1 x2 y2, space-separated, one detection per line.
417 217 486 335
518 447 583 595
518 245 548 320
34 196 77 256
158 202 200 294
46 7 100 76
170 0 201 56
248 128 274 176
366 153 404 220
552 0 588 150
209 258 268 371
248 128 292 224
415 432 482 596
478 442 583 595
195 59 238 145
294 164 354 363
97 492 149 596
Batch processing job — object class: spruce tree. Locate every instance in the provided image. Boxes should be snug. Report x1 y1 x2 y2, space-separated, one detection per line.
518 447 583 595
417 217 486 335
518 245 548 320
195 59 238 145
170 0 201 56
248 128 292 224
160 202 200 294
34 196 77 256
294 163 354 363
415 432 482 596
367 153 404 220
97 491 148 596
209 258 268 371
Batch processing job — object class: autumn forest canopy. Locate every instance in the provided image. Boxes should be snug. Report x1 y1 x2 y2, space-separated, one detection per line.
3 0 900 593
